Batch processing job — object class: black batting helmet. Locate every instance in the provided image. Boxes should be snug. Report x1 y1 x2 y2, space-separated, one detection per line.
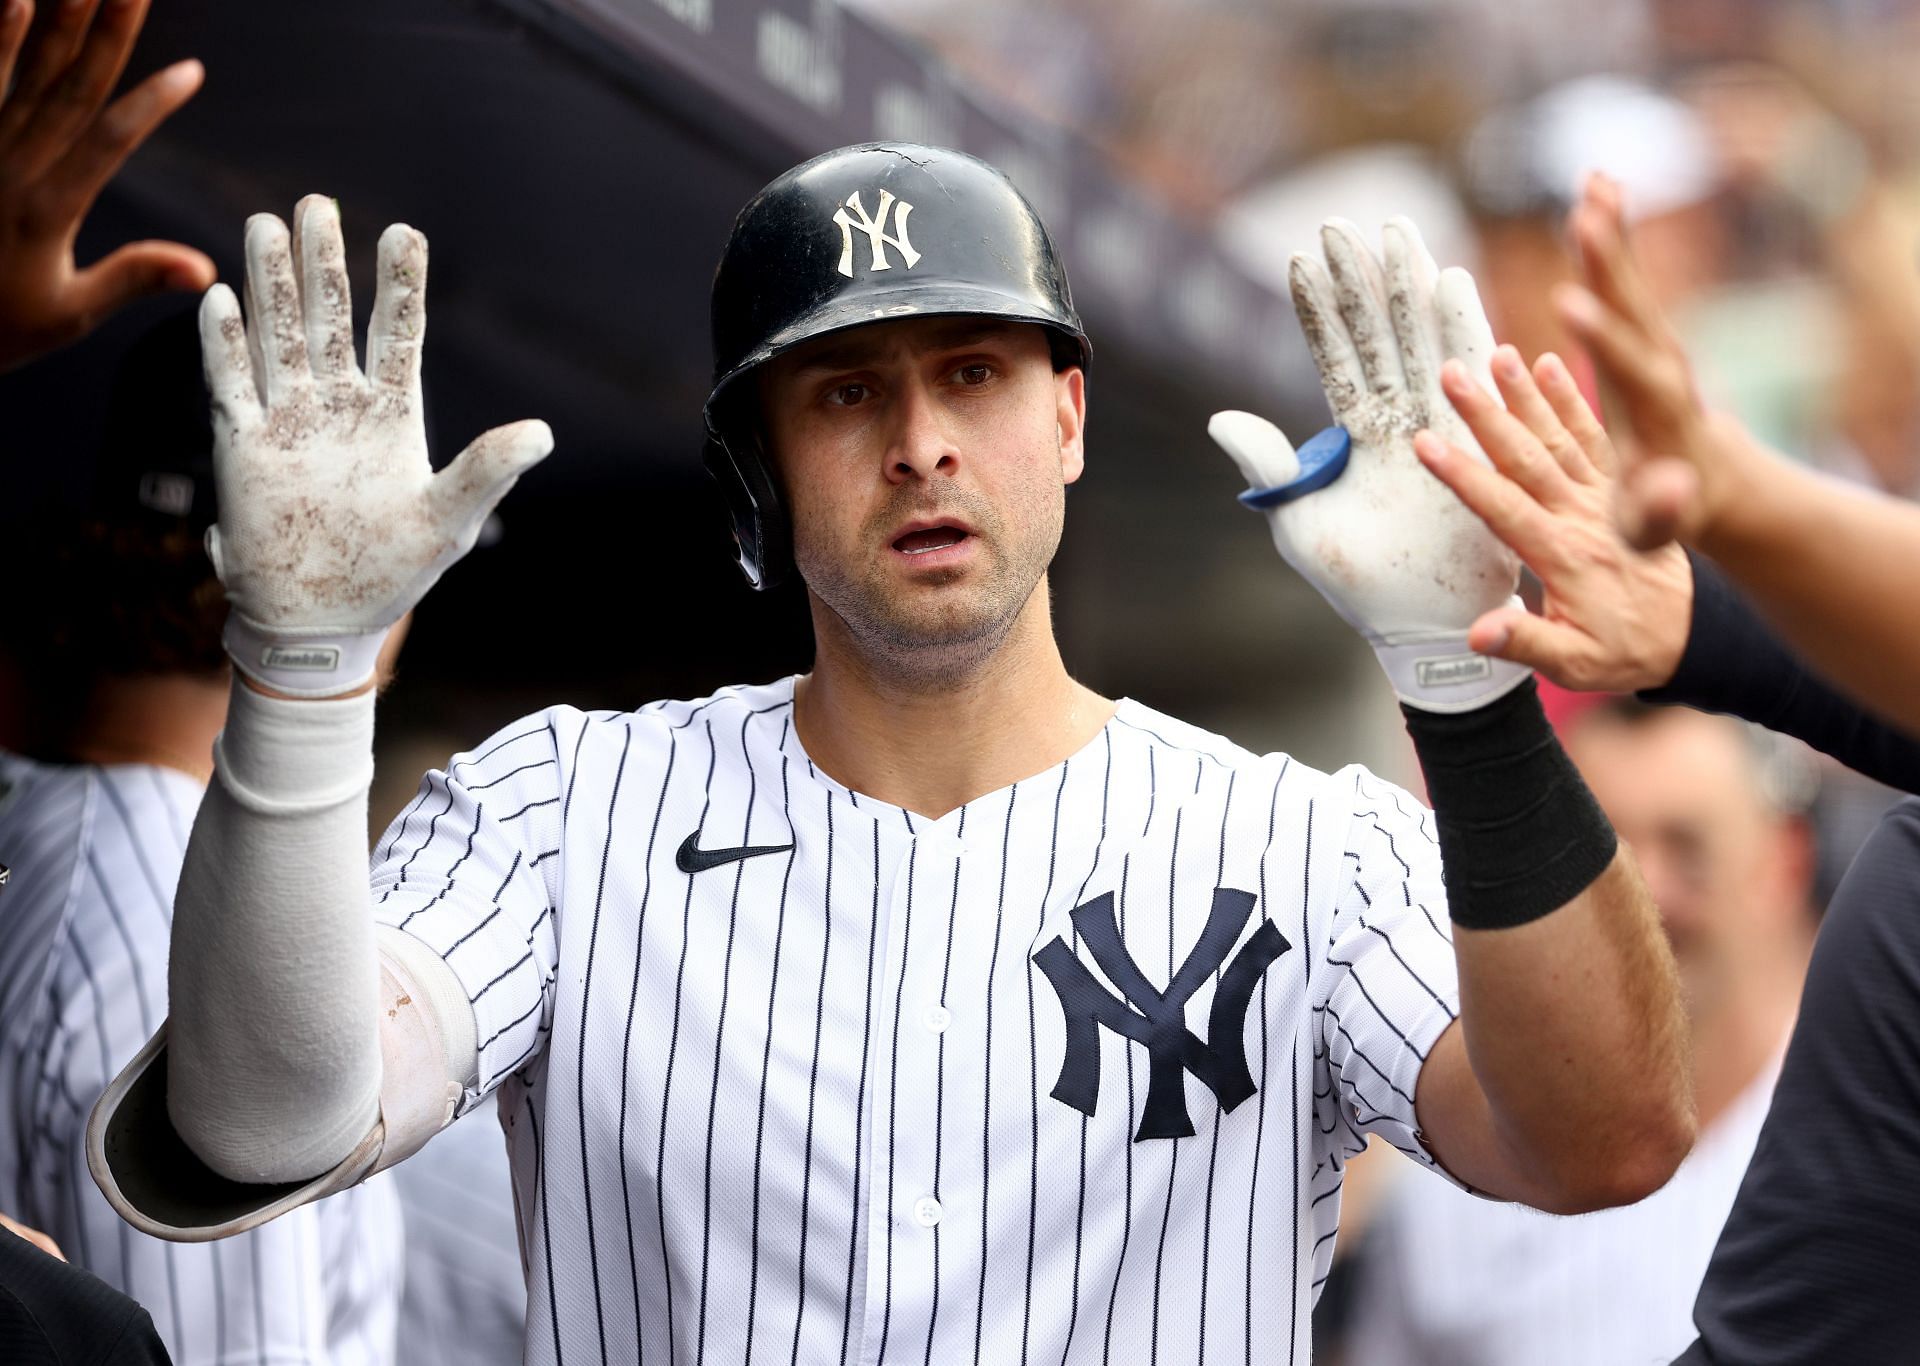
703 142 1090 589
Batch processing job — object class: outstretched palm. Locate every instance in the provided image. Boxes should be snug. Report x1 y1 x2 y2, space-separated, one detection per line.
1211 218 1527 711
0 0 215 371
205 195 552 695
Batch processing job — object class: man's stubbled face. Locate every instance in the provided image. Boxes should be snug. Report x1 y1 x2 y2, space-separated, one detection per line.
759 317 1085 679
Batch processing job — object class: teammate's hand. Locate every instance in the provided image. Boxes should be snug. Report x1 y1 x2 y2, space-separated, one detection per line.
0 0 215 373
1211 217 1526 712
1554 172 1757 551
0 1211 65 1261
1414 344 1694 692
203 195 553 697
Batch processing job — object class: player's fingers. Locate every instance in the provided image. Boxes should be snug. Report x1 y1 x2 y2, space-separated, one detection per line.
1568 176 1672 350
201 282 263 415
1467 605 1593 686
1533 352 1614 479
0 1 36 118
36 59 201 233
69 238 214 324
1616 458 1698 550
1552 284 1685 438
1440 359 1574 508
1288 252 1366 429
243 212 311 401
292 195 355 382
1435 266 1498 402
1382 216 1443 409
1487 345 1593 487
430 419 554 532
1321 219 1407 402
1413 429 1560 567
1208 409 1303 490
366 222 427 396
0 0 97 148
3 0 147 179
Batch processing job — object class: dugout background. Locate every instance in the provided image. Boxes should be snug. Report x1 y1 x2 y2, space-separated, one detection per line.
0 0 1407 806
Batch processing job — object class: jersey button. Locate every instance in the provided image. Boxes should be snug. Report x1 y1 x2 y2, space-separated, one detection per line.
922 1004 951 1034
912 1196 943 1228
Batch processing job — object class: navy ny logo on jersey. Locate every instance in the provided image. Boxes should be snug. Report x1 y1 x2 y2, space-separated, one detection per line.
1034 888 1288 1141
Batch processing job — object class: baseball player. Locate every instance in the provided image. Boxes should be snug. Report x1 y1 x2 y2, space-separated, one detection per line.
87 144 1690 1364
0 311 402 1363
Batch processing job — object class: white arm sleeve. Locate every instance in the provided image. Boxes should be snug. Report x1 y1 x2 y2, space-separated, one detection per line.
165 678 475 1185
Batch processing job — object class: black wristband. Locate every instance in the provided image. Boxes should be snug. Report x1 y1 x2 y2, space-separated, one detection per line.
1402 678 1618 931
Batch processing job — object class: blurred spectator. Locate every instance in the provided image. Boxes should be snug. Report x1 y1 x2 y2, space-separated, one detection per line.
1681 62 1920 497
1459 77 1727 389
0 310 406 1362
1218 142 1479 292
1342 699 1816 1366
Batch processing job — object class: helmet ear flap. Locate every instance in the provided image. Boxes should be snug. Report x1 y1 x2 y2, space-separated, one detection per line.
702 432 792 591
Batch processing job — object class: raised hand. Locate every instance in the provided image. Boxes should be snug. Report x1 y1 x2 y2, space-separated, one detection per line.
204 195 553 697
1413 344 1694 693
1210 217 1526 712
1554 172 1750 550
0 0 214 372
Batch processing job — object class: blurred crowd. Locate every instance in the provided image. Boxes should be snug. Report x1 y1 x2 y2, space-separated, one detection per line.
862 0 1920 497
868 0 1920 870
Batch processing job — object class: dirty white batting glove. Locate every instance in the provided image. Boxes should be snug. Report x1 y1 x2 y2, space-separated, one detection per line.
1211 217 1528 713
201 195 553 698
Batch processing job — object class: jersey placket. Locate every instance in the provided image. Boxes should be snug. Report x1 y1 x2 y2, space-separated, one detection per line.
855 806 975 1366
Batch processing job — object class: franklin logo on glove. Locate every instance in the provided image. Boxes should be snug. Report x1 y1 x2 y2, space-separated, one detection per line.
260 645 344 672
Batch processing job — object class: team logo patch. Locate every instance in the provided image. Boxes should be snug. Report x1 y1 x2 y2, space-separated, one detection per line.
1033 888 1288 1141
833 188 921 278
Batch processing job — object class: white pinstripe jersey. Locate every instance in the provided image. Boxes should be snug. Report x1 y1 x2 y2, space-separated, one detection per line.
0 753 403 1366
373 676 1464 1365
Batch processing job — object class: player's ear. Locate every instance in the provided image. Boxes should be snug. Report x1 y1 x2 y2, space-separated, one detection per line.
1056 365 1086 485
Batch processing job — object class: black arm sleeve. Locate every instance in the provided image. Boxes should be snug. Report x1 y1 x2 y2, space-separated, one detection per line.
1673 799 1920 1365
0 1227 173 1365
1639 550 1920 793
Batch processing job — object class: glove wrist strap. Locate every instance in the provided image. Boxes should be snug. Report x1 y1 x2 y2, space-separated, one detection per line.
1372 633 1532 713
223 615 389 700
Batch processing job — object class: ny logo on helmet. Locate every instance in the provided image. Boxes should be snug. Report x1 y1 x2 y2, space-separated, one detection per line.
833 189 922 278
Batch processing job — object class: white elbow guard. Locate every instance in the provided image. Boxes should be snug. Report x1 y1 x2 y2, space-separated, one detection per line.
88 940 470 1242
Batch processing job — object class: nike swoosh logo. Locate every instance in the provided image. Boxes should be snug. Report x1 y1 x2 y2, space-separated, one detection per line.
675 831 794 874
